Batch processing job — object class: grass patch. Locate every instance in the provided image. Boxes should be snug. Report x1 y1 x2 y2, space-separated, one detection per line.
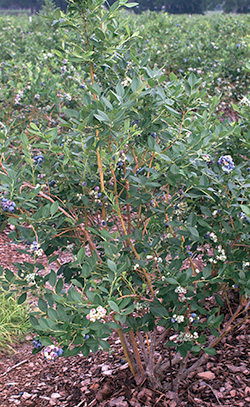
0 290 31 353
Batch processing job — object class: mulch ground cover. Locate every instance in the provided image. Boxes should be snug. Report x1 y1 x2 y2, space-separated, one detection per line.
1 229 250 407
1 323 250 407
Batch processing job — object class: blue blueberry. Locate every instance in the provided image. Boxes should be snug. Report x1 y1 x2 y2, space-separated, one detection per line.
32 338 42 349
49 180 55 187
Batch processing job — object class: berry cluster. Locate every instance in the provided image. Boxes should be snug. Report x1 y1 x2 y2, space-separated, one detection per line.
33 155 44 166
86 305 107 322
189 313 200 323
209 232 218 243
202 154 213 165
30 241 43 256
217 155 235 173
1 198 16 213
43 344 63 360
25 273 36 283
32 338 42 350
171 314 184 323
174 286 187 302
239 212 250 224
14 90 24 105
176 331 199 342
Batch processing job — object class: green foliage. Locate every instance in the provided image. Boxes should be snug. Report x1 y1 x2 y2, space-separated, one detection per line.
137 0 207 14
127 12 250 104
0 0 249 390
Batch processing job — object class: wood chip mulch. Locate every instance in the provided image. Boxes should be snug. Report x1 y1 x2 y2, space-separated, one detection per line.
1 324 250 407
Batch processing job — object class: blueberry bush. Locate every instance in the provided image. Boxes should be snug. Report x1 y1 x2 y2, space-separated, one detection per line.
0 0 250 392
128 11 250 105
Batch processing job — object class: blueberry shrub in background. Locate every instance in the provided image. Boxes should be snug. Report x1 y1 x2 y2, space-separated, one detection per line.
0 0 250 393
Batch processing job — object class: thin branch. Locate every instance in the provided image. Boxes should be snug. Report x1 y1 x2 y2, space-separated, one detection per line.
1 355 35 377
137 331 149 364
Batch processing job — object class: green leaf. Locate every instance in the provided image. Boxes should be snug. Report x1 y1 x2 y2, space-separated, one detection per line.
107 259 117 273
188 73 197 89
20 133 29 146
50 201 59 216
191 345 202 353
106 321 121 330
39 318 49 331
30 122 40 132
94 110 111 124
30 315 39 327
124 2 138 8
49 270 57 287
202 265 212 279
166 341 177 347
55 278 63 294
77 247 86 264
203 347 217 355
98 339 110 350
71 279 83 289
38 298 48 313
188 226 200 240
17 293 27 304
185 82 191 95
164 277 178 285
214 294 224 307
115 83 124 98
68 288 82 303
108 300 120 313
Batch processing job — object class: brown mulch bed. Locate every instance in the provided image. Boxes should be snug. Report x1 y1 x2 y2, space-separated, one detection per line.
1 323 250 407
1 230 250 407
